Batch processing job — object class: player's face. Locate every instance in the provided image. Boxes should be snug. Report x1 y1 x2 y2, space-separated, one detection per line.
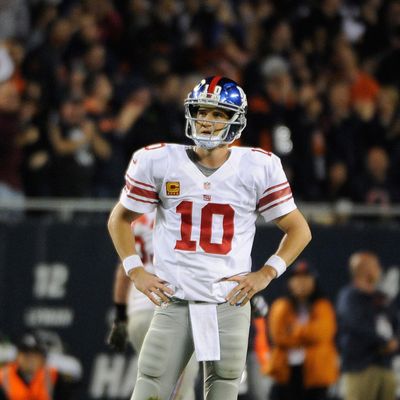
195 107 230 137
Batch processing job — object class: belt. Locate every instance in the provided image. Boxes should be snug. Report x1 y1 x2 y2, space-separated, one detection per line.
169 297 226 305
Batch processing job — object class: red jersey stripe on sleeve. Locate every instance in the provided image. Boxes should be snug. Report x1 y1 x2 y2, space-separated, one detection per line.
259 195 294 212
263 181 288 194
126 173 155 189
124 190 158 204
125 173 158 200
126 183 159 200
258 186 292 209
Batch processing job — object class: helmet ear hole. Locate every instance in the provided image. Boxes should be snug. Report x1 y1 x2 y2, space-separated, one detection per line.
226 110 235 119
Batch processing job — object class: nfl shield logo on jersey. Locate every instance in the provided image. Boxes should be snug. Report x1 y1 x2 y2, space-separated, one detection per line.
203 182 211 190
166 181 180 196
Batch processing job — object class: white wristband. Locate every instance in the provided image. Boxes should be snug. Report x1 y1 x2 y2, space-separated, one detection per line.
265 255 287 278
122 255 143 276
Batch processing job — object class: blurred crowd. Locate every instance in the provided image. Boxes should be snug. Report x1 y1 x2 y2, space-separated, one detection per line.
253 252 400 400
0 0 400 204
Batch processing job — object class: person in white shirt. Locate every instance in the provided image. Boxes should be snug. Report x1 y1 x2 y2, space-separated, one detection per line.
107 76 311 400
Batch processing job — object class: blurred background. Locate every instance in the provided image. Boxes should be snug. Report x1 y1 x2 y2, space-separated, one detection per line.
0 0 400 399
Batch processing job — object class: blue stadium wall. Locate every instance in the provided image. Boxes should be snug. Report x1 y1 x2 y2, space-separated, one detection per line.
0 218 399 399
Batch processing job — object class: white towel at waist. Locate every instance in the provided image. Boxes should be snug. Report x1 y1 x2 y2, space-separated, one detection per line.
188 302 220 361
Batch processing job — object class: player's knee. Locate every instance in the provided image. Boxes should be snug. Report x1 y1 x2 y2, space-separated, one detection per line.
132 376 160 400
214 335 247 380
205 380 239 400
137 328 171 378
214 361 244 380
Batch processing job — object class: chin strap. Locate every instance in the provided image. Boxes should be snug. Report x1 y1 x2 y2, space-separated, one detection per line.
193 138 221 149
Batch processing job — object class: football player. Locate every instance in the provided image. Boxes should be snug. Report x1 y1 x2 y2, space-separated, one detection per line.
108 76 312 400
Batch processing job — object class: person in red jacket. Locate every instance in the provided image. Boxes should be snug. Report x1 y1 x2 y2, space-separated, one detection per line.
266 260 339 400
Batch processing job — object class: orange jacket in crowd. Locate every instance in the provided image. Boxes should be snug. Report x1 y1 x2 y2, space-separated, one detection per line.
265 297 339 388
253 316 271 372
0 362 58 400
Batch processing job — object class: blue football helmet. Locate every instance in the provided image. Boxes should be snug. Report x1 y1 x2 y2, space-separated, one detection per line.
184 76 247 149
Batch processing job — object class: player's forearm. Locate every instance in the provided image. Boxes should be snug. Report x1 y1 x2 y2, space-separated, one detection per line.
273 209 312 266
275 225 311 266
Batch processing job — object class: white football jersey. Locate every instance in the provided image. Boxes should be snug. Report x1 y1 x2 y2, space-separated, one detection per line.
127 212 156 314
120 143 296 303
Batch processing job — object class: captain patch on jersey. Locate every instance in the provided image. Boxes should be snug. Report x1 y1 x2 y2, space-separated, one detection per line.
166 181 180 196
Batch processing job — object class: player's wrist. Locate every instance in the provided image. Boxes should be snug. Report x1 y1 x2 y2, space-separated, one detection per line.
127 265 145 282
260 265 278 280
264 255 287 278
114 303 127 322
122 254 143 276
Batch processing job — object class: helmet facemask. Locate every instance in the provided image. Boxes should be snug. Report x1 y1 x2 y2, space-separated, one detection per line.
185 99 246 149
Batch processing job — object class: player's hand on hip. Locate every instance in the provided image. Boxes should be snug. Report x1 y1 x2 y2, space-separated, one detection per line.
128 267 174 306
225 269 276 307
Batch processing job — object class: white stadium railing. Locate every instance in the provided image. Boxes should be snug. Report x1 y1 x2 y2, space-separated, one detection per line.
1 198 400 223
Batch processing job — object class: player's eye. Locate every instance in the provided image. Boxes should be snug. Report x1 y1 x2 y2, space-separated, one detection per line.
197 109 208 117
213 111 228 119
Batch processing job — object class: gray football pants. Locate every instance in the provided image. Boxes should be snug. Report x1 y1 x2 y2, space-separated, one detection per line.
131 301 250 400
127 309 199 400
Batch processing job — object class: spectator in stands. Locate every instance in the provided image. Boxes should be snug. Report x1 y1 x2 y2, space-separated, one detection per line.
24 18 73 107
84 73 126 197
291 83 325 200
376 86 400 150
350 85 400 153
336 251 399 400
266 260 339 400
352 146 399 205
0 73 23 204
0 0 399 202
48 95 110 197
356 0 386 58
245 55 297 154
118 81 164 158
19 80 52 197
82 0 123 47
331 43 380 106
324 81 364 176
324 161 352 203
0 0 30 40
297 0 343 50
376 19 400 89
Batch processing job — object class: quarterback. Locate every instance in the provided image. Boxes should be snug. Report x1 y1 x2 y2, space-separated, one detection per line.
108 76 311 400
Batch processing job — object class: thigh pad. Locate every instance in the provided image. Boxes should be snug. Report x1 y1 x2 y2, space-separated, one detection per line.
214 332 248 380
138 327 171 378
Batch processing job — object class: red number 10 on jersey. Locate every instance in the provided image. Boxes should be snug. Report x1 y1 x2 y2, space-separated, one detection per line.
175 201 234 255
